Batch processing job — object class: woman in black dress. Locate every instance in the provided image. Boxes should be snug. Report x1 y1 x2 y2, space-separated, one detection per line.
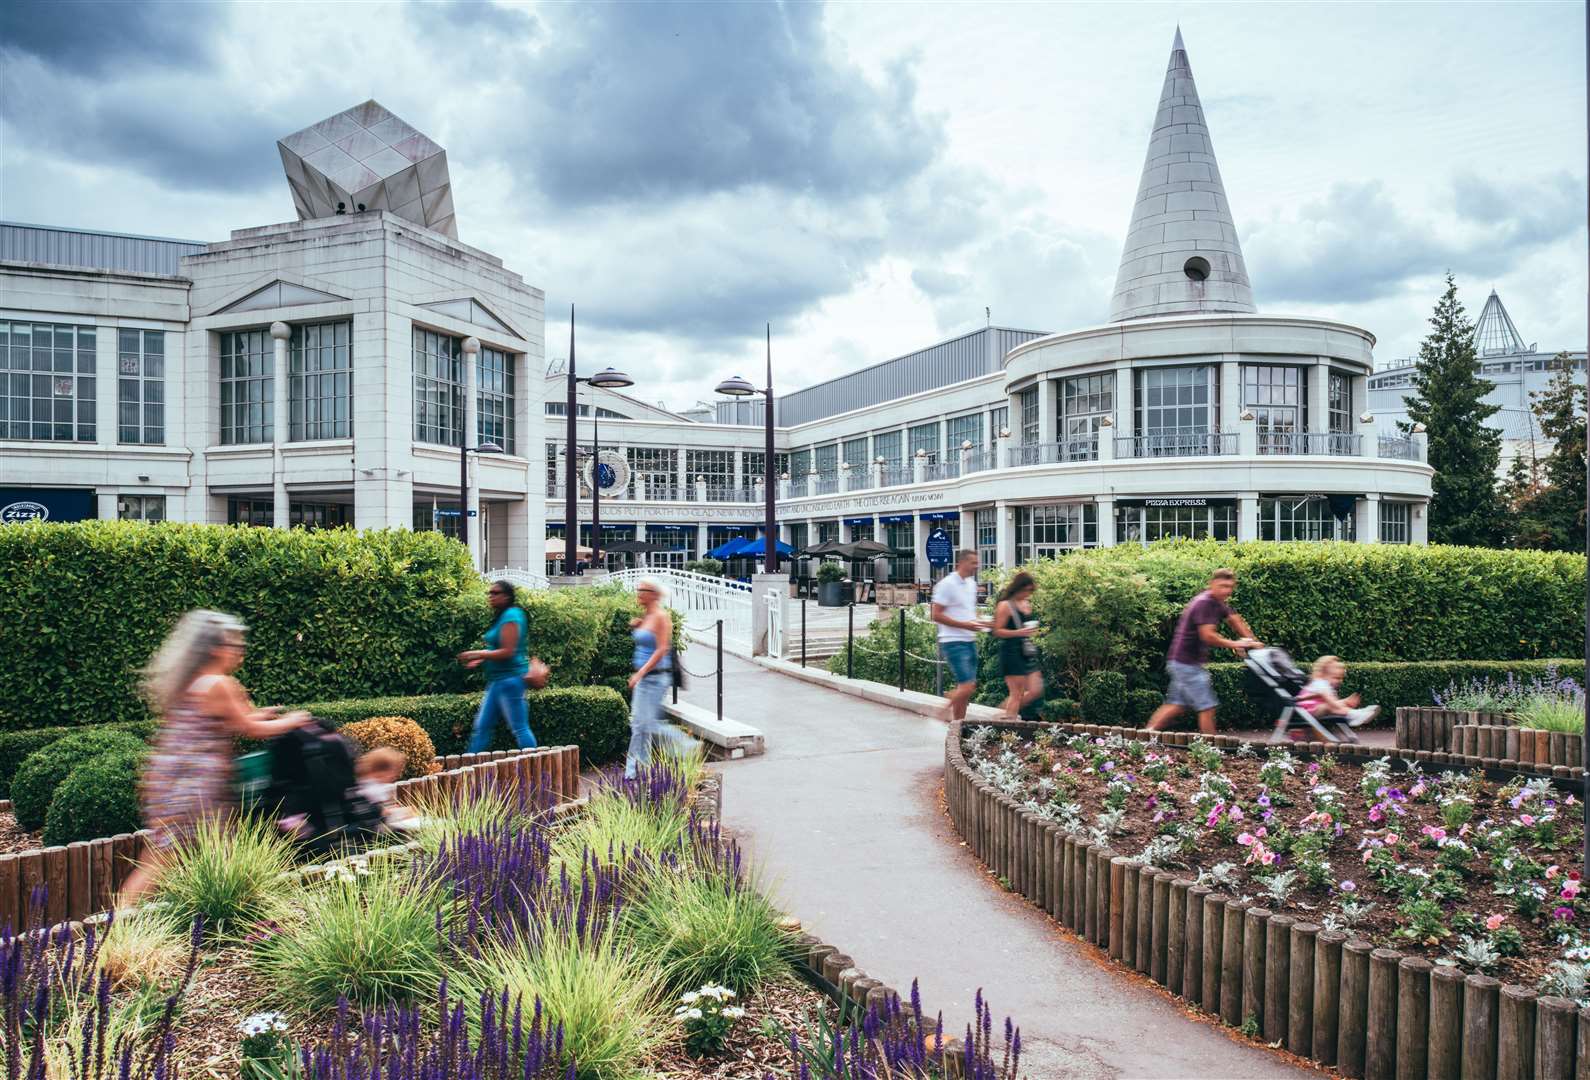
992 572 1043 718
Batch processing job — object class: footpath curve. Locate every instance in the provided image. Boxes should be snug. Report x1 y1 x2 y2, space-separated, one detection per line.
680 654 1315 1079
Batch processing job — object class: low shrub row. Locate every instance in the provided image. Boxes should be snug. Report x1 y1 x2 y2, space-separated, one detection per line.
0 721 155 799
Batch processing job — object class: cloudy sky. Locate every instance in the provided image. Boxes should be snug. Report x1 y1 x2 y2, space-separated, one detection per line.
2 1 1584 412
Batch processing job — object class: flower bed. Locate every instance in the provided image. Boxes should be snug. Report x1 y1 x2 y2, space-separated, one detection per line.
4 754 1026 1079
946 720 1590 1077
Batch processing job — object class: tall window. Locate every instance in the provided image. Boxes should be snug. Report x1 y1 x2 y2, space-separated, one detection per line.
289 321 352 441
1019 387 1039 446
873 430 901 468
629 447 678 499
849 519 875 541
688 449 734 495
884 520 914 581
946 414 982 456
790 448 811 477
227 497 274 526
841 437 868 470
1015 503 1097 562
220 328 273 445
117 329 164 444
477 344 515 455
788 522 808 554
412 328 461 446
1259 497 1353 541
742 451 788 484
988 405 1008 440
1380 502 1411 544
1117 504 1237 544
814 443 839 478
1138 366 1216 437
1329 371 1351 434
908 422 940 464
118 495 166 522
0 321 97 442
1060 373 1113 460
1242 365 1304 453
546 441 559 495
976 508 998 568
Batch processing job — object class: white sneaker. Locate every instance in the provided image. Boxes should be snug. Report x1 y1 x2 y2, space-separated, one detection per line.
1347 705 1380 729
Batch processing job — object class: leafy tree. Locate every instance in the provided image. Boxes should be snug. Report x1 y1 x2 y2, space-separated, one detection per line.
1507 358 1586 552
1402 274 1504 546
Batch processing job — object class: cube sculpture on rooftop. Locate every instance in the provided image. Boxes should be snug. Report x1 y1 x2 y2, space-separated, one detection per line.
277 100 457 239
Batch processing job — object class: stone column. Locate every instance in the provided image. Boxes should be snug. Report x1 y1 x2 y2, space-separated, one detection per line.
1411 502 1430 545
732 449 743 494
1038 378 1058 448
1219 358 1241 438
871 458 885 488
1005 391 1022 449
695 524 707 559
634 520 647 566
1239 491 1261 542
1098 417 1116 462
913 515 931 583
1238 409 1257 457
270 321 291 528
1308 361 1329 436
1096 495 1117 547
912 451 927 485
676 448 688 501
839 518 853 543
1113 362 1135 440
997 503 1018 566
1411 424 1428 464
461 337 481 569
1359 493 1381 545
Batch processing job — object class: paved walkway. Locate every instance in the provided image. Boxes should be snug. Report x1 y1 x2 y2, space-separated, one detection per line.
682 655 1315 1079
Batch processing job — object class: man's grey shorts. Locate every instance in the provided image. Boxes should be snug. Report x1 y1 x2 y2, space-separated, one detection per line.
1165 659 1219 712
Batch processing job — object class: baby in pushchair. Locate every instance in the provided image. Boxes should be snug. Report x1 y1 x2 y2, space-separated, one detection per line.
263 721 393 856
1244 647 1372 744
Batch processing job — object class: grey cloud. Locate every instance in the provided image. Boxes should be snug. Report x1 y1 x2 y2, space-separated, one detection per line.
0 0 220 72
408 0 538 38
912 268 970 296
915 221 1115 336
485 2 943 206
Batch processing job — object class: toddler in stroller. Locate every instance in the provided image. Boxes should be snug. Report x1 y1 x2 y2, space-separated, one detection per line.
1244 647 1366 744
262 721 390 855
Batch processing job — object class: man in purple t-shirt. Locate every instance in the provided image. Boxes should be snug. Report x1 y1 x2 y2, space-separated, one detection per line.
1146 568 1261 735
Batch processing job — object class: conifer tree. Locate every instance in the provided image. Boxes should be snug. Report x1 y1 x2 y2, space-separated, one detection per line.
1402 274 1503 546
1509 358 1586 551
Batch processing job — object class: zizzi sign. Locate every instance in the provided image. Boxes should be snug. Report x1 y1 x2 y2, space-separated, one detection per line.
0 501 48 524
0 489 94 524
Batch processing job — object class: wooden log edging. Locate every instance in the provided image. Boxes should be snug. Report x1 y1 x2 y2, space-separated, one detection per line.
0 744 582 934
942 718 1583 1076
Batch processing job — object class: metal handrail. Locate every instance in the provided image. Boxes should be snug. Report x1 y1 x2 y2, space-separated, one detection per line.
1377 435 1421 461
964 448 998 473
1114 432 1237 458
924 460 960 481
1256 432 1364 456
482 568 550 591
877 464 911 487
608 567 754 650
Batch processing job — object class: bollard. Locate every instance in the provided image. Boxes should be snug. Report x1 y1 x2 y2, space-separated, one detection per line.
1532 995 1576 1080
1084 847 1100 945
1121 861 1138 969
717 619 724 724
1428 963 1464 1080
1167 879 1188 994
1202 893 1226 1014
1151 872 1172 986
1220 900 1246 1027
1338 940 1372 1078
1264 914 1293 1046
1242 907 1268 1034
1071 839 1087 934
846 603 854 680
1288 922 1317 1056
1462 974 1500 1080
1395 956 1432 1080
801 596 807 667
1366 948 1401 1080
1060 835 1076 929
1313 930 1346 1066
1496 985 1536 1080
1184 885 1207 1004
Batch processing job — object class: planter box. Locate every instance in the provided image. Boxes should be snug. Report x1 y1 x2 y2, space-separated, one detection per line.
1393 707 1512 753
1453 724 1583 769
817 581 846 607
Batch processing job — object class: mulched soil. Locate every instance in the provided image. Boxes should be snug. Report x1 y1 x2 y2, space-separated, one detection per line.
967 728 1586 985
0 810 42 855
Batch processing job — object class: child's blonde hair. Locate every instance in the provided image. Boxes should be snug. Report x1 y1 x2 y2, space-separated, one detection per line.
357 746 406 782
1312 655 1345 679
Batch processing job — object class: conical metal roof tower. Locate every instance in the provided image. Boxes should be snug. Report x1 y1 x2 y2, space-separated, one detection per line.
1472 289 1529 356
1109 28 1256 322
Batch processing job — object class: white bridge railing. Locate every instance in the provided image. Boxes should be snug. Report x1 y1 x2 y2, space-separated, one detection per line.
482 568 551 592
608 568 754 651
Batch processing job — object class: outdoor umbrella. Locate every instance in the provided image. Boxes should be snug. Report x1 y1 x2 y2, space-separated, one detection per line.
545 538 593 558
605 540 663 554
836 539 894 558
707 537 750 559
795 540 845 558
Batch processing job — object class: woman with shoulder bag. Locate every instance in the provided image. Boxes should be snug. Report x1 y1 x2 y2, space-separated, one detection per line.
991 572 1043 719
625 580 695 778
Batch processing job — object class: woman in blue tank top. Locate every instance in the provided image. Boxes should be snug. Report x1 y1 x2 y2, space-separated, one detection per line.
625 578 686 779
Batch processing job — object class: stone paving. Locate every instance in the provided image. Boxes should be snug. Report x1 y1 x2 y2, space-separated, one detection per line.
682 654 1317 1079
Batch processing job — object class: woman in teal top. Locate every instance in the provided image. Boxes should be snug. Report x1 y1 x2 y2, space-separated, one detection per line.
458 580 538 752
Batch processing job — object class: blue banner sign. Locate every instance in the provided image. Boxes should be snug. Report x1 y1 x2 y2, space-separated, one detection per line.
0 488 94 524
925 527 954 566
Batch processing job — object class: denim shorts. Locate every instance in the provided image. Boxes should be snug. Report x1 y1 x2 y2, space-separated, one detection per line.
941 641 979 686
1165 659 1219 712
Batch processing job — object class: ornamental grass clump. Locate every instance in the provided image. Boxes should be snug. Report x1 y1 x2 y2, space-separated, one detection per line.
154 815 296 937
253 857 448 1011
550 764 694 870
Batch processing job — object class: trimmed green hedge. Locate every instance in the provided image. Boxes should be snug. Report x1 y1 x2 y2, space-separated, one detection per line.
43 749 146 846
0 522 657 730
299 686 631 764
0 721 155 799
12 729 147 831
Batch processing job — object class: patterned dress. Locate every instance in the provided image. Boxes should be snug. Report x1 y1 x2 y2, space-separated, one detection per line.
141 676 237 849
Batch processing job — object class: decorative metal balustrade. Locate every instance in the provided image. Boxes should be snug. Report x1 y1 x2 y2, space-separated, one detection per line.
609 567 754 652
1377 434 1422 461
1114 432 1239 458
1255 432 1364 456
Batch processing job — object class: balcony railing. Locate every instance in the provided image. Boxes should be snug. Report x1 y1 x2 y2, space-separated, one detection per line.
702 485 760 503
964 448 998 474
813 474 840 496
1256 432 1364 456
1114 432 1238 458
1377 434 1422 462
878 464 911 487
924 459 960 481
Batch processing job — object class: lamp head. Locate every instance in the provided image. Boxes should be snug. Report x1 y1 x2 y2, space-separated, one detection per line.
588 367 634 389
476 442 504 455
714 374 757 397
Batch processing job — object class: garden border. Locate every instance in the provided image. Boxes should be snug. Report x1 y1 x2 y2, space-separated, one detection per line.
1396 707 1585 771
0 744 581 934
943 718 1590 1079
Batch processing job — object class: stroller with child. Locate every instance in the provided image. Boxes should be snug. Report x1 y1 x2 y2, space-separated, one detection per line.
1243 647 1360 744
242 720 389 856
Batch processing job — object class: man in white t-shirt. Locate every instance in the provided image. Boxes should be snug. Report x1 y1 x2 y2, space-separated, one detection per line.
931 549 988 722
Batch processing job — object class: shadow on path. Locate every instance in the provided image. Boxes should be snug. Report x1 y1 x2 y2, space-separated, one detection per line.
681 653 1317 1079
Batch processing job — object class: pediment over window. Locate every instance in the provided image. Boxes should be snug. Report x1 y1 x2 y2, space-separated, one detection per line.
219 280 350 314
419 297 513 336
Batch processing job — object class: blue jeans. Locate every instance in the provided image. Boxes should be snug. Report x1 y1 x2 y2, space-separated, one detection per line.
468 676 537 753
625 671 690 778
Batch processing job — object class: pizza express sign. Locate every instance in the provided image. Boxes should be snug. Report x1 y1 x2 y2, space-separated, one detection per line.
1115 497 1236 509
0 488 95 524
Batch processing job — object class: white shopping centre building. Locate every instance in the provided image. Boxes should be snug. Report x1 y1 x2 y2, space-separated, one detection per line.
1 32 1472 579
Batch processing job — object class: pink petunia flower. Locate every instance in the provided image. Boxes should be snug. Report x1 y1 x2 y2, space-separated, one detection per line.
1485 914 1505 931
1547 865 1561 879
1339 880 1357 893
1229 807 1244 822
1520 814 1536 826
1368 807 1384 823
1237 832 1254 846
1554 906 1575 922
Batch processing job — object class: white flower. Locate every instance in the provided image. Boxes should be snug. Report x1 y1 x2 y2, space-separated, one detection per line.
679 991 700 1004
722 1006 745 1019
686 1008 703 1020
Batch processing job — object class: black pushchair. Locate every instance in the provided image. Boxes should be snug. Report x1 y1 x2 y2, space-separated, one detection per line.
1242 647 1358 744
255 721 388 856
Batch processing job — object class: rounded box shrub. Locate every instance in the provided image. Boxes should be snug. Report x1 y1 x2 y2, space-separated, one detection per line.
1080 671 1127 726
42 748 145 845
338 716 439 779
12 728 147 831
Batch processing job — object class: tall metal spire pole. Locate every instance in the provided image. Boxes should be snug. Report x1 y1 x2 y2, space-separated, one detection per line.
763 323 778 574
564 305 577 573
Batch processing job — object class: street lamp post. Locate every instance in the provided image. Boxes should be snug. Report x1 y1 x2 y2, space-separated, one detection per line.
714 324 778 574
561 303 633 574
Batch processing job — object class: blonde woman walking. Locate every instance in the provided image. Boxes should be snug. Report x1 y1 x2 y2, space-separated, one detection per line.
120 610 312 903
624 580 693 779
